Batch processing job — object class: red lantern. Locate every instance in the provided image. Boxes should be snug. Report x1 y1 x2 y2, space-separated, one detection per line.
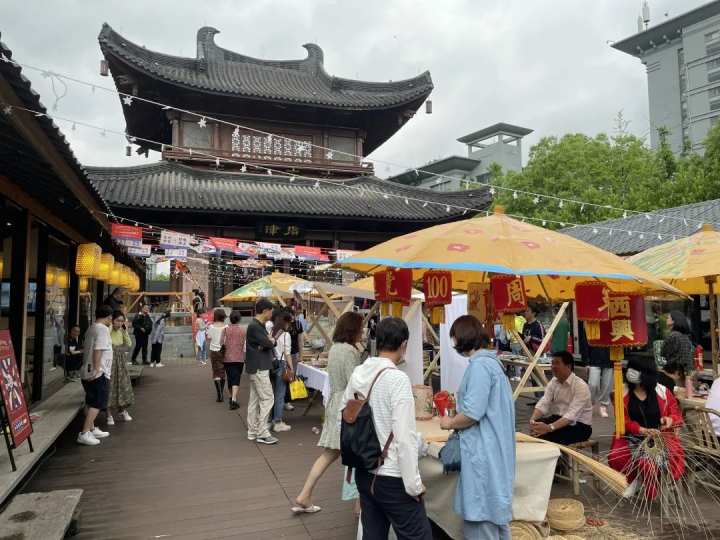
373 272 389 302
423 271 452 324
491 275 527 329
374 269 412 317
574 281 610 341
588 293 647 361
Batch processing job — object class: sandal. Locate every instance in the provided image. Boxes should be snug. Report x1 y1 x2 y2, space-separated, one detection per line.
291 504 322 514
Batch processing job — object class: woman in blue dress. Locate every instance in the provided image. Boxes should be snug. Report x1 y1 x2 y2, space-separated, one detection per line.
440 315 516 540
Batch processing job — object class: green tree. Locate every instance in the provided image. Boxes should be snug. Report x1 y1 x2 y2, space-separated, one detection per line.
487 126 720 228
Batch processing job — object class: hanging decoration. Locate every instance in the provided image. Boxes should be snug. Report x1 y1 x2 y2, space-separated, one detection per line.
79 276 90 293
490 275 528 330
587 292 647 436
373 268 412 317
45 266 57 287
423 271 452 324
75 242 101 277
467 282 491 327
55 269 70 289
96 253 115 282
574 281 610 340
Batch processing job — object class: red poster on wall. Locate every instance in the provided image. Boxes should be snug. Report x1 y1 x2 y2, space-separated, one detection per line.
0 331 32 447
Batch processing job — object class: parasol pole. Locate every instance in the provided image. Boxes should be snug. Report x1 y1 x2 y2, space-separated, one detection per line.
512 301 569 400
707 276 718 378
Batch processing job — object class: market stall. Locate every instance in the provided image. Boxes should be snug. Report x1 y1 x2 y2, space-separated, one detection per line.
339 207 684 432
627 224 720 377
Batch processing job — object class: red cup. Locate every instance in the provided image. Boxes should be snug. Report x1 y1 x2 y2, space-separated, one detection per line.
433 391 449 417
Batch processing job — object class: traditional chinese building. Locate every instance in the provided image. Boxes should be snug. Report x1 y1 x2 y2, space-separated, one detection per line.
93 24 490 301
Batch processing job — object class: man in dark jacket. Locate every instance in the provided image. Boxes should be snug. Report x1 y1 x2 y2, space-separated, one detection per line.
131 304 153 365
246 299 278 445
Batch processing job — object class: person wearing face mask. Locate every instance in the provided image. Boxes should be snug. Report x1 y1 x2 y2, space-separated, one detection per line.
440 315 515 540
608 357 685 500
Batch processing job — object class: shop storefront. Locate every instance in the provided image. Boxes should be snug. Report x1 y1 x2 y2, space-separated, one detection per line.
0 43 138 403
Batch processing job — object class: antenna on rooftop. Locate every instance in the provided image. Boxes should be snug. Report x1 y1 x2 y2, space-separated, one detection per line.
642 0 651 29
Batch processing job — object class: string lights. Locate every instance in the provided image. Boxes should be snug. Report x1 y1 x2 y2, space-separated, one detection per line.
1 55 715 231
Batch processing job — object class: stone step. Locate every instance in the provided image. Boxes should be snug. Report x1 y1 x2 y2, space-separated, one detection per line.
0 489 82 540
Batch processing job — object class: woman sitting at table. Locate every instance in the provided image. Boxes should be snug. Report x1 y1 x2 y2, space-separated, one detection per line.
293 311 364 515
440 315 515 540
608 356 685 500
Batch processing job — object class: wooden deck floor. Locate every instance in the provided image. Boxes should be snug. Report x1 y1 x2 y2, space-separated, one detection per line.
20 360 720 539
21 361 359 540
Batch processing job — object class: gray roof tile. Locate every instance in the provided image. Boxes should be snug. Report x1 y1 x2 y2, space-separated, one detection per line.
561 199 720 255
98 24 433 110
88 161 490 221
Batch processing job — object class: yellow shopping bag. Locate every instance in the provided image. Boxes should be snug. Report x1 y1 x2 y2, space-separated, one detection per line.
289 378 309 400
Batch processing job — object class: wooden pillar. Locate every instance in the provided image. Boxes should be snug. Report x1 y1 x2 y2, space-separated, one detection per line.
707 276 718 377
31 227 48 402
68 244 79 326
8 210 29 373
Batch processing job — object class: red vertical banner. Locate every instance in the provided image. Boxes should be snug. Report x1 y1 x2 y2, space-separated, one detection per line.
0 331 32 447
423 271 452 307
373 272 389 302
490 275 527 316
588 293 648 353
387 269 412 306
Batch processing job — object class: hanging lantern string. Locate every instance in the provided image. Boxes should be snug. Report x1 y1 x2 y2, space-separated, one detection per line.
0 101 695 241
0 55 712 230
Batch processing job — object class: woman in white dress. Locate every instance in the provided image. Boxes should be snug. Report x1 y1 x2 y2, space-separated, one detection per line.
293 311 364 514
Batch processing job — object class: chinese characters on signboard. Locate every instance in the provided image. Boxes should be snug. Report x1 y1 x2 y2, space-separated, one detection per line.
490 275 527 317
588 293 647 348
257 223 302 240
0 331 32 448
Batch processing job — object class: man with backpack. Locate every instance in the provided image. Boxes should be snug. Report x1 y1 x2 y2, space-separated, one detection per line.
341 317 431 540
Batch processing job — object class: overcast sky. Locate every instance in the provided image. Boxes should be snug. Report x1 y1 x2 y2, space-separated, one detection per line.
1 0 707 177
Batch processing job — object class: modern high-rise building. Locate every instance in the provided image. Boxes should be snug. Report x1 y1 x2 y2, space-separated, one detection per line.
613 0 720 155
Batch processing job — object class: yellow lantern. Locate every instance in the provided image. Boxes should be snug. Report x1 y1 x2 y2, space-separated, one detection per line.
0 254 4 278
96 253 115 282
75 242 101 277
56 269 70 289
79 276 90 292
109 264 122 286
46 265 57 287
123 267 134 289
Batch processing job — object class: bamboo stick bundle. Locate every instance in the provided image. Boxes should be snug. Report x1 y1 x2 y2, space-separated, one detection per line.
516 432 628 495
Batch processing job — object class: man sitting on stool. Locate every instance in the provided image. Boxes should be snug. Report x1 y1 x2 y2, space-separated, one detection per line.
529 350 593 445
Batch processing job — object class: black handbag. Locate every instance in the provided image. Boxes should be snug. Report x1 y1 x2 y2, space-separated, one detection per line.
439 430 462 473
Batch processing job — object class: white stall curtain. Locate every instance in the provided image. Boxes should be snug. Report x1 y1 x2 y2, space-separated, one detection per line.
440 294 469 394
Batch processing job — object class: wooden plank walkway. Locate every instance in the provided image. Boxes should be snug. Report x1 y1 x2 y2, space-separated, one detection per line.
20 361 358 540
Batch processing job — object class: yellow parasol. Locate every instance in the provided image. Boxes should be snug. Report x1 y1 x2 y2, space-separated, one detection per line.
339 207 685 437
339 207 684 299
627 224 720 376
220 272 314 303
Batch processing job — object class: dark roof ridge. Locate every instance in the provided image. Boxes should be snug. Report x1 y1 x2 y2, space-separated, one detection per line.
98 23 433 106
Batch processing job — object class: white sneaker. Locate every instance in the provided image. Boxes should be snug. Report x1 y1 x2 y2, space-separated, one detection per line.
92 427 110 439
150 362 156 368
77 431 100 446
156 362 165 367
120 410 133 422
106 415 115 426
599 405 609 418
273 421 292 432
284 403 295 411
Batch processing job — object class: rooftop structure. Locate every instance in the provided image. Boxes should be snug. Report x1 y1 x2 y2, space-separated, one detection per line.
612 0 720 154
387 123 532 192
561 198 720 255
99 24 434 176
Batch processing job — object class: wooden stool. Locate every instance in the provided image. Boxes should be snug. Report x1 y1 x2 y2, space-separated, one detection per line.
555 440 600 495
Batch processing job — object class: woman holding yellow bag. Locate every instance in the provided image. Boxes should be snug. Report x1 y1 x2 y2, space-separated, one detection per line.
293 312 364 514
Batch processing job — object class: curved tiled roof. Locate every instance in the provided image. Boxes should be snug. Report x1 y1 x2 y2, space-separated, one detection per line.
98 24 433 110
87 161 489 221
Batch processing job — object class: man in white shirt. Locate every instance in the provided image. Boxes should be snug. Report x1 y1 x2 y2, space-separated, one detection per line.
77 305 114 446
342 317 431 540
529 350 593 445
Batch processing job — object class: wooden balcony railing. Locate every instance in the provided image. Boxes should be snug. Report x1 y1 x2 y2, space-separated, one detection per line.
162 147 374 176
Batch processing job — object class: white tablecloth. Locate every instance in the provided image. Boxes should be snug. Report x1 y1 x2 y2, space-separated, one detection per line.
295 363 331 406
421 442 560 539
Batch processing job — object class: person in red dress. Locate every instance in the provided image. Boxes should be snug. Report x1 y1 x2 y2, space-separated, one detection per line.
608 357 685 500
